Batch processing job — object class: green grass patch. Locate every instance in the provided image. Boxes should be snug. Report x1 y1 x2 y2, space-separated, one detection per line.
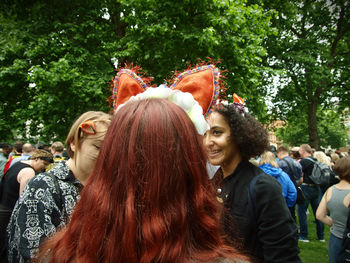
297 207 330 263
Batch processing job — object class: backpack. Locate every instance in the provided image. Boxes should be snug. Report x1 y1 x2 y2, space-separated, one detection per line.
306 157 331 186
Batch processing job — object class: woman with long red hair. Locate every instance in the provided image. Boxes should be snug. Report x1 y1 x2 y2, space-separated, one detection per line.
37 98 249 263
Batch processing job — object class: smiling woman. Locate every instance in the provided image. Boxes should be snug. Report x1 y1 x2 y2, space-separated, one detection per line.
204 101 301 262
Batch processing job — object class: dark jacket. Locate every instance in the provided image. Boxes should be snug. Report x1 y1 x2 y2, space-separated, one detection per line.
212 160 300 262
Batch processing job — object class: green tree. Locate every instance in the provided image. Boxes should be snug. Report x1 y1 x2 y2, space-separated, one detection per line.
0 0 274 142
275 109 349 149
257 0 350 149
0 0 116 142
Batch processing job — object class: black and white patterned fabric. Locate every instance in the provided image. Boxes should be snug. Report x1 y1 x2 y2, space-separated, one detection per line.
7 161 82 262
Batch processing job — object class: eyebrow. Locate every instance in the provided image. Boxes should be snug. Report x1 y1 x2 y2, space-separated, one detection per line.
210 126 223 130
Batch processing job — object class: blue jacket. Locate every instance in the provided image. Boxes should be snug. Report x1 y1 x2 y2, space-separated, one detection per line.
259 163 297 207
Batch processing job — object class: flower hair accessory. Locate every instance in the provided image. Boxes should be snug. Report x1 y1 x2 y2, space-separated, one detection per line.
112 65 222 135
231 93 245 116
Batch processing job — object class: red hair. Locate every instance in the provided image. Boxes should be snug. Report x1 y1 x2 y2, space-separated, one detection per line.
38 99 248 263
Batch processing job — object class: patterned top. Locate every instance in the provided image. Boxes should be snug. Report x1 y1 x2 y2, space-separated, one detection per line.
7 161 82 262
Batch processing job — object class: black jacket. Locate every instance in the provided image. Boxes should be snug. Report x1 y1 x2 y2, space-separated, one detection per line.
212 160 300 262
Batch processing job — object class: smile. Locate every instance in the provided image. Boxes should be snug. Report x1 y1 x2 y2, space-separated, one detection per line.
207 150 221 158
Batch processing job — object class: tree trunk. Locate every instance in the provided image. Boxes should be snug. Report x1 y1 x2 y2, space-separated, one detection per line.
307 99 319 150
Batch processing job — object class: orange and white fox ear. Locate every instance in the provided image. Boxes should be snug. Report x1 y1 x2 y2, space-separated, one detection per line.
112 64 222 117
170 65 220 116
112 69 147 112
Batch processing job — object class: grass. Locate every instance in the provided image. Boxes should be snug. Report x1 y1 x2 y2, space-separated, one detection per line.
297 207 330 263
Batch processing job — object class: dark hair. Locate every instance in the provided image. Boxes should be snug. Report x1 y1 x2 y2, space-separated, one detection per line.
14 141 24 153
334 157 350 183
292 151 301 160
277 145 289 154
38 99 247 263
214 104 269 160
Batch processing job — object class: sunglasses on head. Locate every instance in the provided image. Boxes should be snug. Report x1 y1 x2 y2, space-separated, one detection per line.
79 120 97 135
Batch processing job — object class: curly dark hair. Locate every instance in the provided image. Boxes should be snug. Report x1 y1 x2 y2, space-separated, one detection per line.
215 104 269 160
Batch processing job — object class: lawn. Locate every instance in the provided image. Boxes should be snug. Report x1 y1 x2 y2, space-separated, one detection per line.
297 207 330 263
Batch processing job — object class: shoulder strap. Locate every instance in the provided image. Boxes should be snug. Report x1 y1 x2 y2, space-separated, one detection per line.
282 158 298 186
305 157 316 164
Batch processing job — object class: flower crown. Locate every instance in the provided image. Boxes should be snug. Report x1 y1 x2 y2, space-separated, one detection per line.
113 65 222 135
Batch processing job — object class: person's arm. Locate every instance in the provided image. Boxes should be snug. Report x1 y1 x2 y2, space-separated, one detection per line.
17 167 35 194
294 161 303 184
255 175 300 262
7 174 64 261
316 188 333 226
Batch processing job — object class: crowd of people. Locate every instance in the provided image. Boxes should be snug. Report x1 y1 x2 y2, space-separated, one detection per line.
0 64 349 262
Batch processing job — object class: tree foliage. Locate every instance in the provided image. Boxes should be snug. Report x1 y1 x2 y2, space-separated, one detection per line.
256 0 350 149
275 109 349 149
0 0 274 143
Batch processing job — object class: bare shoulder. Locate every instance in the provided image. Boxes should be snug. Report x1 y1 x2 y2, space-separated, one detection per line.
17 167 35 182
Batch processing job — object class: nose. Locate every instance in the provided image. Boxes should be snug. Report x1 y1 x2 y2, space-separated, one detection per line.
203 133 212 148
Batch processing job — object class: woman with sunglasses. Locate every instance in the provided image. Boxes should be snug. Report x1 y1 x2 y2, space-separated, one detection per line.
6 111 111 262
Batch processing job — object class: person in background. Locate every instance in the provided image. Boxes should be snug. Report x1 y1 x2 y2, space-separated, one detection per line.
290 147 301 161
259 151 297 208
7 111 112 262
278 146 302 184
9 143 35 169
50 141 65 159
298 144 325 242
0 143 12 177
37 99 250 263
316 157 350 263
8 142 24 158
3 141 24 175
0 149 53 260
204 99 300 262
330 152 340 168
314 151 339 192
36 142 50 152
47 141 67 171
277 145 302 220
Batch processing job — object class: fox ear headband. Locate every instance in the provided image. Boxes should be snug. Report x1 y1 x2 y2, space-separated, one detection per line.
112 65 222 135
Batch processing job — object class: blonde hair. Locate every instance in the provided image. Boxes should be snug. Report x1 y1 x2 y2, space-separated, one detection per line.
65 111 112 158
259 151 278 167
330 153 340 164
313 151 331 166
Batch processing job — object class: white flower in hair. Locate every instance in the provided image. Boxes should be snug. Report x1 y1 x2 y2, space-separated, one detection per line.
168 91 197 112
142 85 171 98
118 85 208 135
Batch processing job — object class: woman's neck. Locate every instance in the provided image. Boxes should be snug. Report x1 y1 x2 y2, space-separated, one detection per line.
337 180 350 189
66 159 89 186
221 156 243 178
